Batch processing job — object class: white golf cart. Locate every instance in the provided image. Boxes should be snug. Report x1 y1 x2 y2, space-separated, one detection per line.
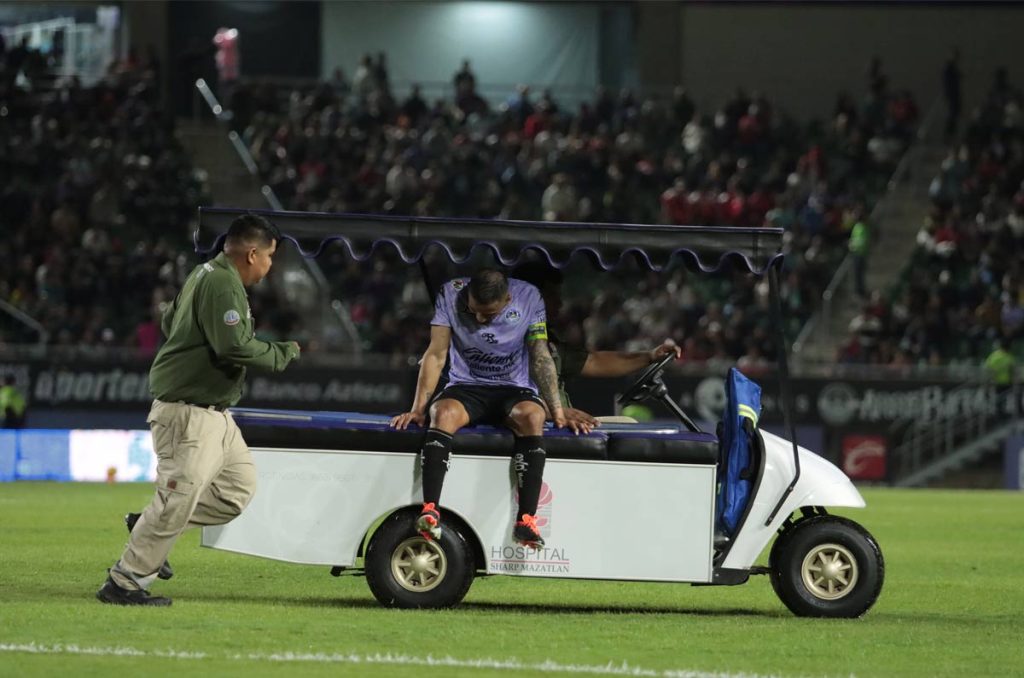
195 209 884 618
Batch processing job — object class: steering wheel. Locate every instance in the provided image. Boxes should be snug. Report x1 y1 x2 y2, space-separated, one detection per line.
617 351 677 405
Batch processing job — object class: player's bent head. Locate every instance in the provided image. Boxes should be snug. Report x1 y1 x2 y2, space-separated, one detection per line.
468 268 510 323
469 268 509 304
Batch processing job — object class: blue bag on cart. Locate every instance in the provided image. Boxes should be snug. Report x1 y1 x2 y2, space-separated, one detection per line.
716 367 762 536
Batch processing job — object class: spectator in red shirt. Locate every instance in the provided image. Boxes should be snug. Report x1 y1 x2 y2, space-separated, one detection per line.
660 178 693 225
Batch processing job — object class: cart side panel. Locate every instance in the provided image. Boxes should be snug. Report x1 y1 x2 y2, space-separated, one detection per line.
203 448 716 583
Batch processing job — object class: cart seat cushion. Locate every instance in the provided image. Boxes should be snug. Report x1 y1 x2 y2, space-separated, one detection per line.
606 431 719 465
229 408 608 460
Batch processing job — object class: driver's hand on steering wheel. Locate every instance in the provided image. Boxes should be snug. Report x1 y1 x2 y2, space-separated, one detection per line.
390 411 426 430
564 407 598 434
648 339 682 363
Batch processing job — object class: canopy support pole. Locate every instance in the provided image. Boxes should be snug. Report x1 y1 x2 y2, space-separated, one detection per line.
765 267 801 526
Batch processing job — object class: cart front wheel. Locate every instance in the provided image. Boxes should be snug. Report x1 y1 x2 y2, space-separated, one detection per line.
365 510 475 609
770 515 884 618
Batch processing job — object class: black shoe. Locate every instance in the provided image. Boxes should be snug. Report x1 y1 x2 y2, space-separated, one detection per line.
96 576 172 607
125 512 174 580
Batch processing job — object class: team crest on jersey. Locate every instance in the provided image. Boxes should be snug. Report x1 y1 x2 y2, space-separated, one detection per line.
505 309 521 323
451 279 466 291
223 310 241 326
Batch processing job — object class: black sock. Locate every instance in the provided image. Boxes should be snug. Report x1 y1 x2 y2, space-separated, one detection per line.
513 436 546 517
420 429 452 505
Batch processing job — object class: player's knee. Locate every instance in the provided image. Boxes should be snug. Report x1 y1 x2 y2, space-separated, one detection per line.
511 405 545 435
430 402 464 432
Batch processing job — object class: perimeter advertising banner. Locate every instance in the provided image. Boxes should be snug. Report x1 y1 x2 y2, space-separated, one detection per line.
2 358 1020 438
0 360 413 413
3 359 1021 424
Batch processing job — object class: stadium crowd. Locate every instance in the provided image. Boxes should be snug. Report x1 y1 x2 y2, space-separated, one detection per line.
6 44 981 371
231 56 914 362
839 68 1024 370
0 47 208 354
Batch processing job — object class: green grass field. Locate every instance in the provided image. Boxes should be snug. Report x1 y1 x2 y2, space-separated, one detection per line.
1 483 1022 677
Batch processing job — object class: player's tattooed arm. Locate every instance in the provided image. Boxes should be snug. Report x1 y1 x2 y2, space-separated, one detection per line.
528 339 565 425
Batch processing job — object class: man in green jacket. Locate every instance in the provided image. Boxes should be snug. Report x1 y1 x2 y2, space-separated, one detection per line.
97 214 301 607
0 375 27 428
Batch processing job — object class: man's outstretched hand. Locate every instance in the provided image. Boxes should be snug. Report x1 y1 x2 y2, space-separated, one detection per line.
390 411 426 430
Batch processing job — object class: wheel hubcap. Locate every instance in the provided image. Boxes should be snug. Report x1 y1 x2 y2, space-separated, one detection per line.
391 537 447 593
801 542 859 600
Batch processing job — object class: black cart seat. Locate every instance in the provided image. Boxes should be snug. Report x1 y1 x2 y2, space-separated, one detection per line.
229 409 719 465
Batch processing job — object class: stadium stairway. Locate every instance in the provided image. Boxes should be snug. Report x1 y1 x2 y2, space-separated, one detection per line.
795 143 948 364
893 418 1023 488
177 120 267 209
177 119 357 352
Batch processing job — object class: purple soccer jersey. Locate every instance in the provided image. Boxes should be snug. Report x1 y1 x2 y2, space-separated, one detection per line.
431 278 548 390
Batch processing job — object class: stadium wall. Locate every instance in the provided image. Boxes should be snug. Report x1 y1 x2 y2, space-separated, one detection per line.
5 357 1020 482
320 1 612 104
667 3 1024 120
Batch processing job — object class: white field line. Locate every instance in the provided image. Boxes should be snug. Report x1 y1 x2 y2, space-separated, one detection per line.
0 642 833 678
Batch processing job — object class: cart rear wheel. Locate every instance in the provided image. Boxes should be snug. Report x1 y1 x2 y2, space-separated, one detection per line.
769 515 884 618
365 510 475 609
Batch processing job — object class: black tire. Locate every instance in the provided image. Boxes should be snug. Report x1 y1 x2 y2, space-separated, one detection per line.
365 510 475 609
769 515 884 618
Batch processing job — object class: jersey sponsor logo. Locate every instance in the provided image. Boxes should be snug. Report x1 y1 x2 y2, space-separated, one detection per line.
505 309 521 323
481 332 498 344
462 347 519 374
223 309 241 326
526 321 548 341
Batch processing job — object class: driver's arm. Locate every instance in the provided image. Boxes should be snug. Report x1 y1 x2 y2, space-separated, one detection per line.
408 325 451 416
580 339 681 377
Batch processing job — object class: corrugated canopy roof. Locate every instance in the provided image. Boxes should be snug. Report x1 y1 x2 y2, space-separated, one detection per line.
196 208 785 275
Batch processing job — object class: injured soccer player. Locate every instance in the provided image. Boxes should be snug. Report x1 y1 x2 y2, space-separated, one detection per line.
390 268 575 548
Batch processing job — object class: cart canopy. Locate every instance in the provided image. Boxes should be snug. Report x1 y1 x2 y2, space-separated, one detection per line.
196 208 784 276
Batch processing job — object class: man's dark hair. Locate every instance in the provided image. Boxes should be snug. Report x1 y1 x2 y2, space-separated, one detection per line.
3 375 15 386
510 261 563 290
468 268 509 305
225 214 280 249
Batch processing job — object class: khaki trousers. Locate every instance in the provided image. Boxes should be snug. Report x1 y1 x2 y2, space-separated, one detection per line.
110 400 256 591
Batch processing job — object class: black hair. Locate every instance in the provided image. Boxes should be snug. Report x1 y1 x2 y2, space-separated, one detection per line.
510 261 563 289
468 268 509 305
225 214 280 249
3 375 15 386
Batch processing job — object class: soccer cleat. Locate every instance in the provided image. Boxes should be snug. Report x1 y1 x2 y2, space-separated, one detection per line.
513 513 545 549
125 513 174 580
416 502 442 541
96 576 172 607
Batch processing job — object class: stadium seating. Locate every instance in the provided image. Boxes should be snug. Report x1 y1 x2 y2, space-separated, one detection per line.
838 74 1024 366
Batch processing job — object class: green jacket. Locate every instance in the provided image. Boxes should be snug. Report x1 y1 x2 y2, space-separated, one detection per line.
149 253 299 408
984 348 1016 386
849 221 870 255
0 385 26 418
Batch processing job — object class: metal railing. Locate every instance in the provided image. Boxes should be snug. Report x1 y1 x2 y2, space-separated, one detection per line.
0 300 49 346
888 381 1022 485
792 101 942 357
193 78 362 353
